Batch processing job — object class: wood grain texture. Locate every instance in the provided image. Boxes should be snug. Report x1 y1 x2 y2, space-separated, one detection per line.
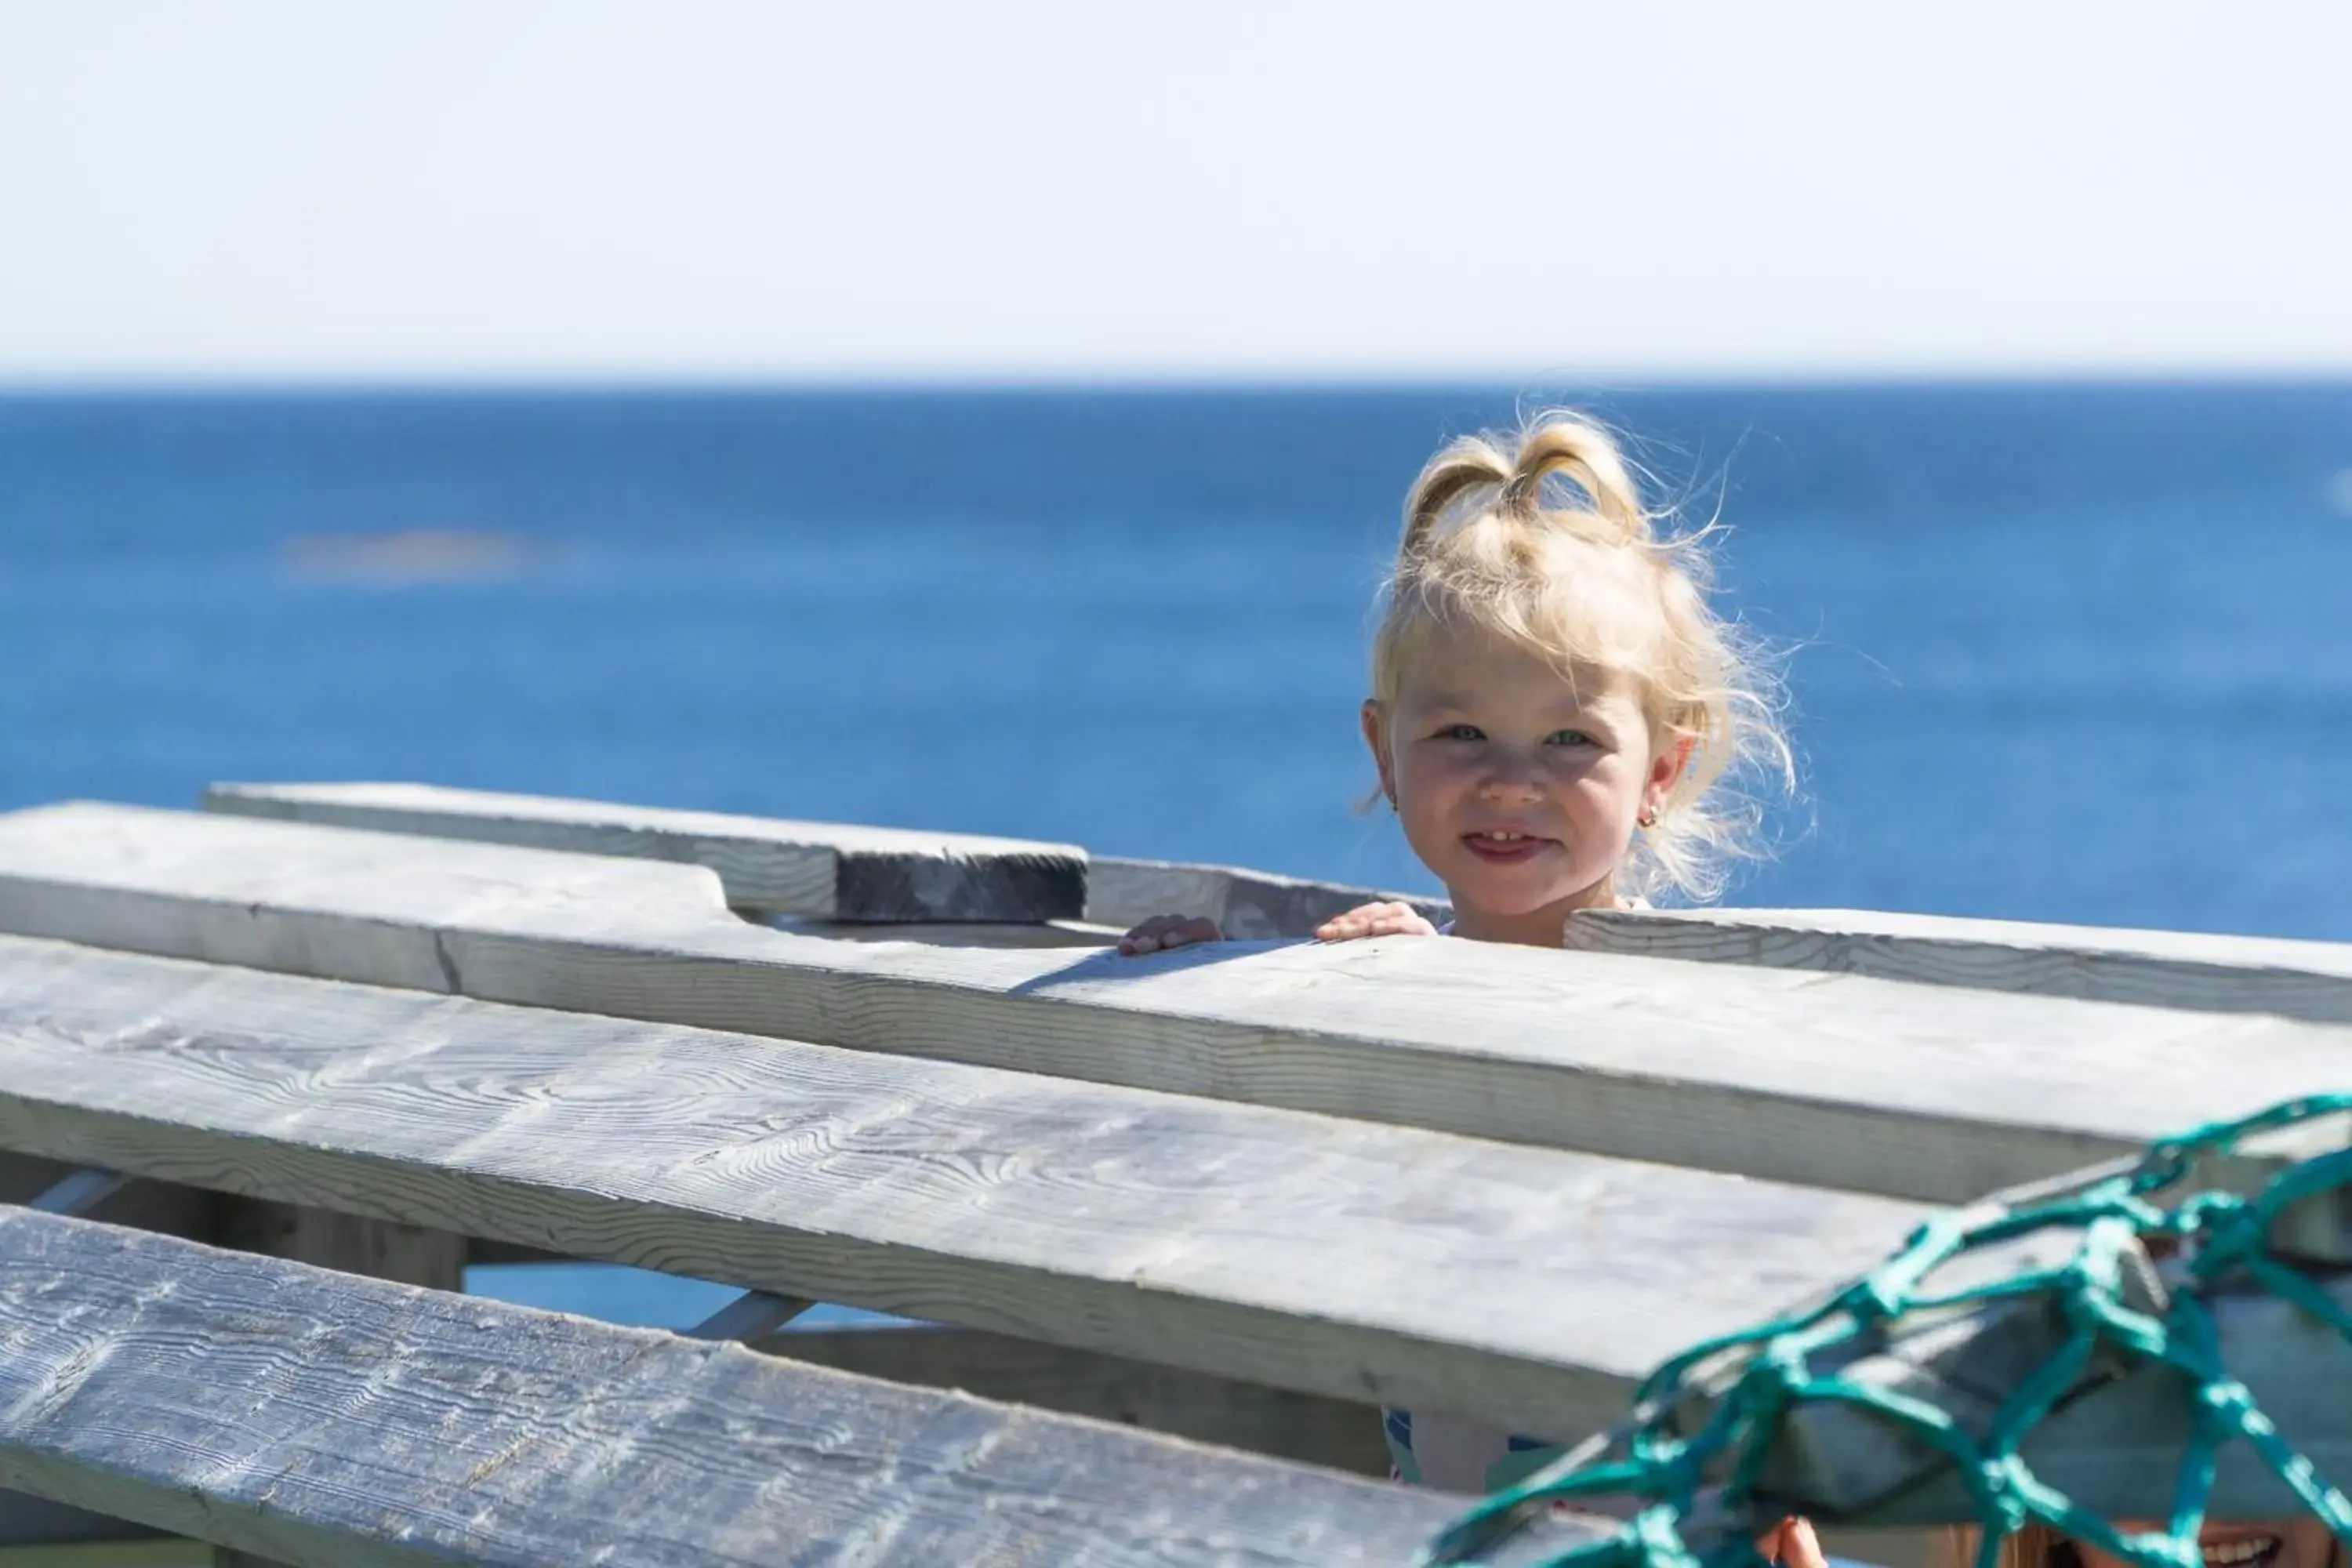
754 1325 1395 1475
0 933 1919 1436
1566 906 2352 1025
0 1207 1577 1567
1086 856 1450 940
0 1161 216 1553
205 781 1087 924
5 804 2347 1206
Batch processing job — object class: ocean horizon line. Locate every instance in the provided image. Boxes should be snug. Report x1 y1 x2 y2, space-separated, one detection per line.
6 370 2352 401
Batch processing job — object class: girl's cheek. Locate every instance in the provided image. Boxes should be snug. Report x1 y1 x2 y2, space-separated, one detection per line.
1400 749 1473 796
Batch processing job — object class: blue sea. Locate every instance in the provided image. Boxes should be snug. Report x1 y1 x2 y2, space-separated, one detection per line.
5 383 2350 1332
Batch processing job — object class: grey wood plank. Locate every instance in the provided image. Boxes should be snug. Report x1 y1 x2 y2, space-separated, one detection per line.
0 933 1919 1437
205 781 1087 924
204 779 1435 939
0 1207 1584 1568
754 1324 1396 1476
0 1160 221 1552
1566 906 2352 1025
4 804 2347 1206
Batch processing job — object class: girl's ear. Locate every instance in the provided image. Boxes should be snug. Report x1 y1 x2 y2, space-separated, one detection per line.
1360 700 1396 809
1646 733 1695 813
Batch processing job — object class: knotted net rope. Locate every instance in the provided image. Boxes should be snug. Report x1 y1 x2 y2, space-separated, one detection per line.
1421 1093 2352 1568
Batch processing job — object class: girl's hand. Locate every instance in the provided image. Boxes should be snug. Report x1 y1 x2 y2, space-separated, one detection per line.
1117 914 1222 955
1760 1517 1826 1568
1314 902 1441 942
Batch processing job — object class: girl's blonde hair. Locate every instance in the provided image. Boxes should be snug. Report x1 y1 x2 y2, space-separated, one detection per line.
1369 411 1792 904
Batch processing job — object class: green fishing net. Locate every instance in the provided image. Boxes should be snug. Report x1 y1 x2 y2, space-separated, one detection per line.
1421 1094 2352 1568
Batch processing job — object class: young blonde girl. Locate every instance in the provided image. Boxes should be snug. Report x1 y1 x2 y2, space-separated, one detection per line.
1123 407 1786 956
1120 408 1789 1489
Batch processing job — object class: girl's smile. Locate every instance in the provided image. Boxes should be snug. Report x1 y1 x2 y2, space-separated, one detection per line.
1461 828 1555 864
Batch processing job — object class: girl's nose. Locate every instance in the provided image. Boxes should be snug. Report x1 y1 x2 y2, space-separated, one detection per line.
1477 760 1543 800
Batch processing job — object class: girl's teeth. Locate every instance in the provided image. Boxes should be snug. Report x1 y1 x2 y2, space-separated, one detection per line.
2201 1540 2279 1567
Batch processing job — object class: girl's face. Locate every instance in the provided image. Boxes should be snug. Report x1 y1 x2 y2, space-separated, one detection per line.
1363 622 1683 946
2078 1523 2336 1568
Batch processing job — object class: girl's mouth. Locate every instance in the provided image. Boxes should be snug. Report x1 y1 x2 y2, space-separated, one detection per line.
1461 829 1553 865
2200 1536 2284 1568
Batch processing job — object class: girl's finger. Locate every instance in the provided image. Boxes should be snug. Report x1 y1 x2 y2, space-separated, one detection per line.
1763 1517 1825 1568
1118 914 1180 954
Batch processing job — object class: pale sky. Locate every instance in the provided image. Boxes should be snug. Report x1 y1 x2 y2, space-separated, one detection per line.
5 1 2350 382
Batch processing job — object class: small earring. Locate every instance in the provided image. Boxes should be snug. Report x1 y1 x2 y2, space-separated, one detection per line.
1637 808 1659 829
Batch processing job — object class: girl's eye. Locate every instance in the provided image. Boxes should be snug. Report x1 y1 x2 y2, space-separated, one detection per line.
1436 724 1483 742
1547 730 1596 748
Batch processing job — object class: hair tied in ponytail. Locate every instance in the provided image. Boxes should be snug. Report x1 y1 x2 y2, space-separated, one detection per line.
1498 416 1650 543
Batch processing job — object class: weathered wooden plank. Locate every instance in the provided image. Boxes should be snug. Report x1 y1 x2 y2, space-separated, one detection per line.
4 804 2346 1206
1566 906 2352 1025
0 1207 1581 1568
205 781 1088 924
205 778 1441 938
0 1160 220 1555
1085 855 1449 939
756 1324 1396 1475
0 933 1918 1437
